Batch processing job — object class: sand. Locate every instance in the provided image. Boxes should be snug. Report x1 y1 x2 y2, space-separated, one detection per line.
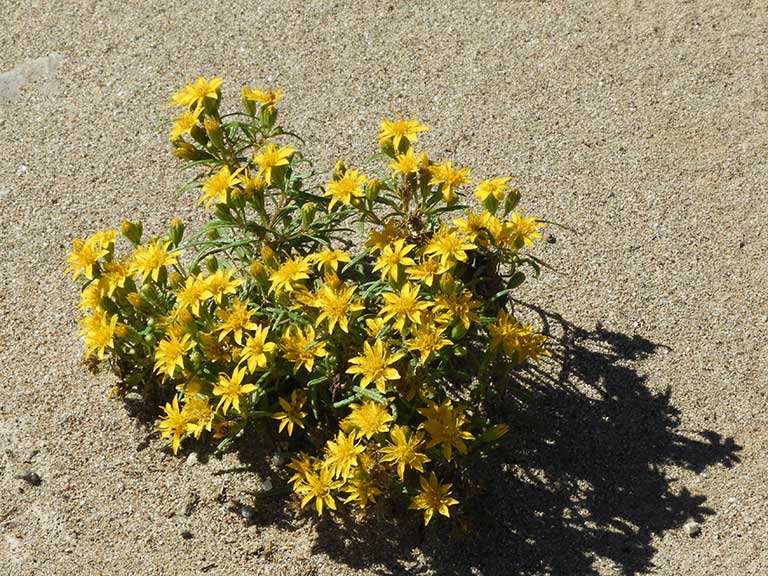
1 1 766 574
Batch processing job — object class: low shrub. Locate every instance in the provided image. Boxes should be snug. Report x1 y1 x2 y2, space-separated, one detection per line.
67 76 550 526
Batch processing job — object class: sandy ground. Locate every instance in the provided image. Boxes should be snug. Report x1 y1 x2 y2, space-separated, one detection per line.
1 1 766 574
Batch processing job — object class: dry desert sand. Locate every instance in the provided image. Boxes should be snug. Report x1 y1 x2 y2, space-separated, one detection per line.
1 1 766 574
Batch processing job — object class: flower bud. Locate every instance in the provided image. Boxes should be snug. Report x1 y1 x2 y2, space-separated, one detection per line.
332 160 346 181
301 202 316 227
205 255 219 273
126 292 143 309
204 117 224 149
260 106 277 131
451 323 467 341
482 195 500 215
366 178 381 202
172 141 209 161
169 218 185 246
261 245 277 268
241 88 257 116
503 188 521 216
249 260 269 285
190 123 208 146
121 220 143 246
213 203 232 222
168 271 183 288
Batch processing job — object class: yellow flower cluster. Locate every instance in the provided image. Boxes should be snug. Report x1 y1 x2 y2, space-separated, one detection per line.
69 77 554 527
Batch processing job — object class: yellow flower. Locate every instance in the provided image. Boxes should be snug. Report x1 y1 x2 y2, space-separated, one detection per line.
272 390 307 436
169 108 201 140
205 268 243 304
131 240 180 283
310 248 351 274
345 400 393 439
325 169 367 209
269 255 311 294
365 219 404 253
174 273 211 316
237 170 266 200
182 395 215 439
380 425 430 479
216 298 259 345
409 472 459 526
418 399 475 461
281 324 327 373
253 143 295 184
378 116 428 150
346 340 404 393
199 331 233 364
170 76 222 110
199 165 243 210
295 465 343 515
364 317 385 338
488 309 549 363
79 311 121 359
433 289 481 330
429 160 472 203
78 280 108 312
380 283 431 333
213 365 257 415
239 325 277 372
509 212 544 248
157 397 188 455
405 324 452 364
313 282 364 334
423 226 476 267
388 148 420 177
102 260 132 296
65 237 108 280
372 238 416 282
153 332 195 379
474 177 510 202
323 430 365 480
342 473 383 509
406 256 448 287
287 451 313 488
241 86 284 109
452 210 489 243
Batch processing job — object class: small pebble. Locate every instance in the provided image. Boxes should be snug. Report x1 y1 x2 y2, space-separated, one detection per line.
258 478 273 492
180 528 193 540
185 452 199 466
546 233 557 244
15 469 42 486
239 505 257 524
684 521 701 537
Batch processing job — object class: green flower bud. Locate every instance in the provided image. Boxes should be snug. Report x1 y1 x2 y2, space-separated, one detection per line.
301 202 317 227
213 203 233 222
190 123 208 145
366 178 382 202
169 218 185 246
121 220 143 245
204 117 224 149
205 255 219 273
451 324 467 341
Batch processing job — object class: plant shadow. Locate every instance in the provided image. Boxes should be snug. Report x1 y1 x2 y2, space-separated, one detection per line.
309 308 742 575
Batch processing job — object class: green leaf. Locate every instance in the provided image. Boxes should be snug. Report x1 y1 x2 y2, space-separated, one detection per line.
353 386 388 404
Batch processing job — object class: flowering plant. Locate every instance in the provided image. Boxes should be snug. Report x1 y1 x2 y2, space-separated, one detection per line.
68 76 550 526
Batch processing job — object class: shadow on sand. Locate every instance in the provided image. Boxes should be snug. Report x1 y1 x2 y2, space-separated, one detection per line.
309 307 741 575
